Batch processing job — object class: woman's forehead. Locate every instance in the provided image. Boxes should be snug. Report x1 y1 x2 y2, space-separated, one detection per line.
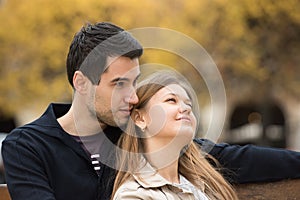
153 84 190 100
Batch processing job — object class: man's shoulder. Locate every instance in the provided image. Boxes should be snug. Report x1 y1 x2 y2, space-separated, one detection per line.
3 121 51 144
3 103 70 143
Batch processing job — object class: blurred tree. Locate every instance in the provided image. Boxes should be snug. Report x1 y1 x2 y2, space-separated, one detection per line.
0 0 299 118
0 0 114 116
241 0 300 98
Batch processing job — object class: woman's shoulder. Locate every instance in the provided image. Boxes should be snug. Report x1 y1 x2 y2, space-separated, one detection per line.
113 177 144 199
112 177 166 200
117 177 141 191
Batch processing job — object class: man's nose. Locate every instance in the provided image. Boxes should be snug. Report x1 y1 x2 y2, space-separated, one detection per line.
124 90 139 105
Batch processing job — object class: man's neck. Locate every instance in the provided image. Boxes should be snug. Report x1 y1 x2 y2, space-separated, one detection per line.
57 104 106 136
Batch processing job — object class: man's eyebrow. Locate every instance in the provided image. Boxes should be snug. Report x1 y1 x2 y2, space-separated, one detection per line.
134 74 141 82
111 73 141 84
111 77 130 83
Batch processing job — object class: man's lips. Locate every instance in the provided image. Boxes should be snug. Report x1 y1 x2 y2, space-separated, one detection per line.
119 108 132 115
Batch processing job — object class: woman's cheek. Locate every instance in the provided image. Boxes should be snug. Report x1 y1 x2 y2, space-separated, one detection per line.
146 104 167 137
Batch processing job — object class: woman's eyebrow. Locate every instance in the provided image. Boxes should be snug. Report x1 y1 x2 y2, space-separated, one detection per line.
162 92 176 97
163 92 191 102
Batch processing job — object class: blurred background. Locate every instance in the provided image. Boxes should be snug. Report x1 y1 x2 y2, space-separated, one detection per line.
1 0 300 182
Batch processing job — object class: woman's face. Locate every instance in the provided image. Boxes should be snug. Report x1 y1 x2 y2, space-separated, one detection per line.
138 84 197 144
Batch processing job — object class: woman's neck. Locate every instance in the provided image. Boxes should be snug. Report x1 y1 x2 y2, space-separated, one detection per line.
157 161 180 184
144 138 182 183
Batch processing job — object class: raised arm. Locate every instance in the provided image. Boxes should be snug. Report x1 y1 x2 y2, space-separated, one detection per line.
194 138 300 184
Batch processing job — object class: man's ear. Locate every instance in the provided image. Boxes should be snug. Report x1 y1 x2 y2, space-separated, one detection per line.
132 109 146 131
73 71 89 94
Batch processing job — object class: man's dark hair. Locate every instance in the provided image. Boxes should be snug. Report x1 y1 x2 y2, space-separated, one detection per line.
66 22 143 87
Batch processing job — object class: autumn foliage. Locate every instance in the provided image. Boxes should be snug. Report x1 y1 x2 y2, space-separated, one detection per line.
0 0 300 117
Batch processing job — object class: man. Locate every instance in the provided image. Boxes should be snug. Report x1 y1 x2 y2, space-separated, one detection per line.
0 133 6 183
2 22 300 200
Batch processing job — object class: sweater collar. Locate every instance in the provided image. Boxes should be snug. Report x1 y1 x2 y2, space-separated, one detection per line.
33 103 122 140
28 103 122 162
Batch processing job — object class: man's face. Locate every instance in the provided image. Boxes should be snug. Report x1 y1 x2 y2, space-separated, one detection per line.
93 56 140 127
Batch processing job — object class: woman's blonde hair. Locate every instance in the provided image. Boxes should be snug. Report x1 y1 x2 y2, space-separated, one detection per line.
112 70 238 200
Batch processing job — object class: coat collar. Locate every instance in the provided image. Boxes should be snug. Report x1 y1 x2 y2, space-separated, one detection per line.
132 157 205 194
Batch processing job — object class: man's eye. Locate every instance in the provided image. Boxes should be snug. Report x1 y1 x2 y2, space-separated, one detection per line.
116 82 125 87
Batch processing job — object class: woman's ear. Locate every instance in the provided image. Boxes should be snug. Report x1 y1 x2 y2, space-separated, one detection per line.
132 109 146 131
73 71 89 94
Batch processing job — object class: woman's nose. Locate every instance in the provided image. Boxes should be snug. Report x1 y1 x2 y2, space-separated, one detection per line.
179 102 191 113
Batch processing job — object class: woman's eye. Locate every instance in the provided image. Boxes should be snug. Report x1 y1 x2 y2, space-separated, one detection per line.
186 103 193 108
166 98 176 103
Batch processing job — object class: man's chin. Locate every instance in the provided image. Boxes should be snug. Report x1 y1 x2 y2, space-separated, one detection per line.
115 117 130 128
96 114 129 129
106 117 129 129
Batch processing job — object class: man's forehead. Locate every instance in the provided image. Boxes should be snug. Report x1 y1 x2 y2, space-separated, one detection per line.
105 56 139 67
102 56 140 78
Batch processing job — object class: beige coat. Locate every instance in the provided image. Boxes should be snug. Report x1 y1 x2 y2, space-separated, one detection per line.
113 159 209 200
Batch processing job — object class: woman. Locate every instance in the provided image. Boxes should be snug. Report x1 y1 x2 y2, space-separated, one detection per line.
111 70 238 200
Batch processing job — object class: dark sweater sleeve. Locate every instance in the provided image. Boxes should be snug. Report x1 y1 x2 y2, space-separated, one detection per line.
1 130 56 200
194 138 300 184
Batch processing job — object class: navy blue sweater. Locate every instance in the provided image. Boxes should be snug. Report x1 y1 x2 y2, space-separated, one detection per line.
2 103 300 200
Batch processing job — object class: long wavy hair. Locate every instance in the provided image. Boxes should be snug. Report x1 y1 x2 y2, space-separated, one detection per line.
111 70 238 200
